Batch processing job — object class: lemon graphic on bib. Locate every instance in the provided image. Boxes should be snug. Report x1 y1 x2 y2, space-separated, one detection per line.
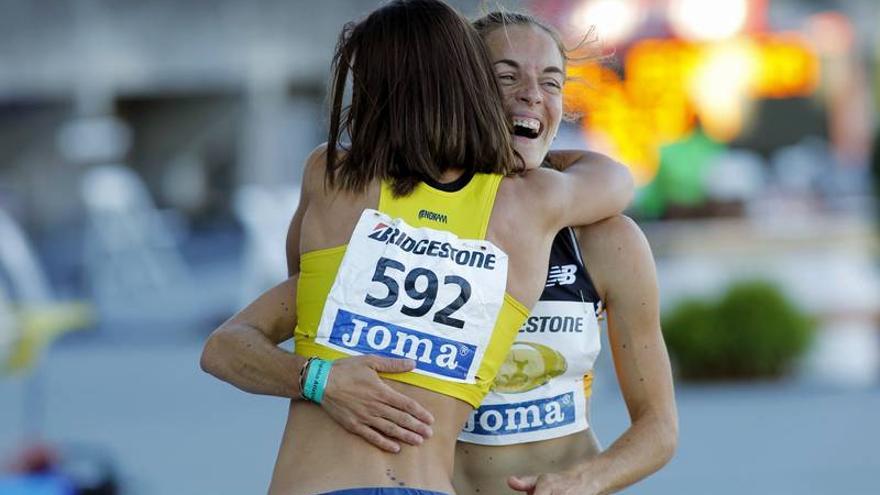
492 341 567 394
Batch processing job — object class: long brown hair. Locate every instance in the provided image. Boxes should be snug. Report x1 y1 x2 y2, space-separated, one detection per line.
326 0 521 197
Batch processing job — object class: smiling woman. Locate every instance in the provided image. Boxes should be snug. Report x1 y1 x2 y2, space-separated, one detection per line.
481 20 566 168
451 11 679 495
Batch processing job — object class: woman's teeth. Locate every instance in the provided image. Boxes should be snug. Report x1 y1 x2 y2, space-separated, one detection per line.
512 117 540 131
512 117 541 139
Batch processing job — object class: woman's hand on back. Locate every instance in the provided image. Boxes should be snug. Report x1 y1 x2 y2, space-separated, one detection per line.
201 275 434 454
322 355 435 453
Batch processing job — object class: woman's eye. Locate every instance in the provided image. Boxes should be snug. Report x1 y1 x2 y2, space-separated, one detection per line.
543 80 562 90
498 74 516 83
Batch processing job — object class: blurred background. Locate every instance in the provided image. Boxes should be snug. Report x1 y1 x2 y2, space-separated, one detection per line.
0 0 878 493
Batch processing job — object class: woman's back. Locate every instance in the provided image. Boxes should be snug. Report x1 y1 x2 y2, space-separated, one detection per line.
270 149 578 494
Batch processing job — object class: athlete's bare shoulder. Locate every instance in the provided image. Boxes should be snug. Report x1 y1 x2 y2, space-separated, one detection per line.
301 143 358 205
576 215 656 299
299 143 377 251
578 215 647 249
301 143 329 198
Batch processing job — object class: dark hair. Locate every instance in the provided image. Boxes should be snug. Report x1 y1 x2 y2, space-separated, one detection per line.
326 0 522 196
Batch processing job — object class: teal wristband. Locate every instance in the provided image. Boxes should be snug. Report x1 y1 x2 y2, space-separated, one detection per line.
303 358 333 404
303 358 322 401
312 359 332 404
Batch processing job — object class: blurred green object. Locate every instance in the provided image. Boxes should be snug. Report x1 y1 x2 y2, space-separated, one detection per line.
662 280 815 380
636 130 724 219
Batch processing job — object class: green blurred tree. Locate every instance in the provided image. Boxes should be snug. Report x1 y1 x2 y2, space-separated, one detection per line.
663 280 815 380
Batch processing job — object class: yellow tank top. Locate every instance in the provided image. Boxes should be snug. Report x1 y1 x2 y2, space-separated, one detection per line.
294 173 530 408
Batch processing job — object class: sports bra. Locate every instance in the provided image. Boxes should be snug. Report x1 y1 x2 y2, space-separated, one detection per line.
459 226 603 444
294 173 529 408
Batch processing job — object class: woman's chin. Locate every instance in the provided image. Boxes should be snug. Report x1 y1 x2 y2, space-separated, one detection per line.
513 138 549 170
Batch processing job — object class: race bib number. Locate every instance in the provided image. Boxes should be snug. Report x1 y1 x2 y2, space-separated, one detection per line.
315 209 508 383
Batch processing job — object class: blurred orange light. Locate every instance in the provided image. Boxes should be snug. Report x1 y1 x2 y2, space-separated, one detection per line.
750 34 820 98
690 41 759 142
563 34 819 185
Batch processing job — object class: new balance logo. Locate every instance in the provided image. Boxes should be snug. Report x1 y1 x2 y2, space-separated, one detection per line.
546 264 577 287
418 209 448 223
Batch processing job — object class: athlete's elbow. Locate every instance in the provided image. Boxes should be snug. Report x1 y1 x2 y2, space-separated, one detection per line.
655 415 679 466
611 162 635 211
637 407 678 468
200 328 229 378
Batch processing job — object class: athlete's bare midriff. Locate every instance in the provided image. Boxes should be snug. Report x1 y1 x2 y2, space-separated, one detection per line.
453 398 601 495
270 381 470 495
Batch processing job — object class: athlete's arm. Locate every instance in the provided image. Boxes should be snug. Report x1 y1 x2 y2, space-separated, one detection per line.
509 216 678 495
546 150 634 225
201 277 304 398
202 147 324 398
200 274 435 453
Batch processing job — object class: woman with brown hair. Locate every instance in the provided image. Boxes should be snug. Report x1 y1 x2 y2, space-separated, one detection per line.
202 1 633 494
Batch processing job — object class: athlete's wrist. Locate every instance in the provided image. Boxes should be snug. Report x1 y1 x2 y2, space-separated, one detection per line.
300 357 333 404
298 356 317 400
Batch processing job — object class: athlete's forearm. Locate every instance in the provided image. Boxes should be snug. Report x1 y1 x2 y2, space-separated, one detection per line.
201 323 305 399
545 150 634 228
202 277 304 398
573 410 678 494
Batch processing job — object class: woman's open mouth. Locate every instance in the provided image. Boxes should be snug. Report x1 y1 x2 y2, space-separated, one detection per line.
512 116 542 139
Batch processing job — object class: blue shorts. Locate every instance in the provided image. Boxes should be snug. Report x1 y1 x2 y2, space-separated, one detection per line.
318 489 449 495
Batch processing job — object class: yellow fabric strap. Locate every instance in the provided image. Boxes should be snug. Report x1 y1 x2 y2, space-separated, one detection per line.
379 173 502 239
